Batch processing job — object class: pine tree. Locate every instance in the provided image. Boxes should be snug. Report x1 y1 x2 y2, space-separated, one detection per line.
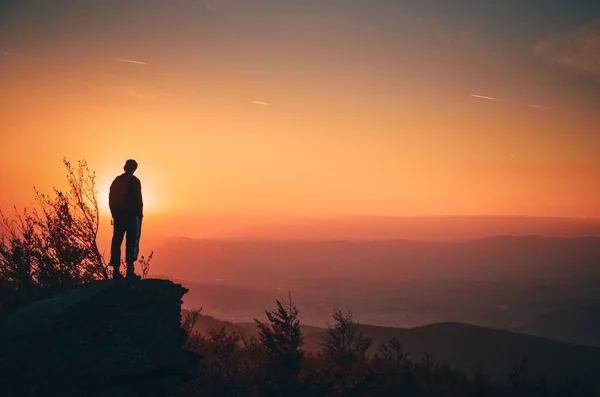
255 294 304 396
255 293 304 375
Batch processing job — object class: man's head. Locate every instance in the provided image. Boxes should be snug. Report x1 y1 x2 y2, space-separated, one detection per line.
123 159 138 174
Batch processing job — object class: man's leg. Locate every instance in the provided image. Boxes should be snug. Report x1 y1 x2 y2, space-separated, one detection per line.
109 217 126 279
125 215 142 279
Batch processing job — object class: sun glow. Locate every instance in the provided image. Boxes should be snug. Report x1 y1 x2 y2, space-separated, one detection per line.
97 172 164 216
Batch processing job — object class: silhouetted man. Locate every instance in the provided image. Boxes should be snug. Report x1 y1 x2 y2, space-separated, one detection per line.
109 159 143 280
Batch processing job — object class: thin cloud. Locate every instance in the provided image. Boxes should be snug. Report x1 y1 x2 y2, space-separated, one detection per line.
252 101 269 106
533 19 600 77
470 94 505 102
526 103 550 110
470 94 552 110
111 57 147 66
0 50 17 56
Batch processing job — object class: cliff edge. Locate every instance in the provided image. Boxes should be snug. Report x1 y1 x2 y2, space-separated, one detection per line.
0 279 198 397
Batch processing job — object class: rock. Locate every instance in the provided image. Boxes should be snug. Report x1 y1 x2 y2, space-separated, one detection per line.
0 279 199 397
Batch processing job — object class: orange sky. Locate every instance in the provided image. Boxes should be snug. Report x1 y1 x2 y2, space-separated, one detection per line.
1 0 600 222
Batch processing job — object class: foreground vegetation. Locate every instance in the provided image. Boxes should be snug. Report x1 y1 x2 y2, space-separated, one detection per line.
179 300 595 397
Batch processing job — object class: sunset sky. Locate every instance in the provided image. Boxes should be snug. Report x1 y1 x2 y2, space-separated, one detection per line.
1 0 600 222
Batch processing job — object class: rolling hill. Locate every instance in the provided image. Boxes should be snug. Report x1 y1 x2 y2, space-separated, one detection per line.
188 312 600 387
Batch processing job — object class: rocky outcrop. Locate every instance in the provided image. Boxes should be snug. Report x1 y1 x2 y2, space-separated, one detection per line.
0 279 199 397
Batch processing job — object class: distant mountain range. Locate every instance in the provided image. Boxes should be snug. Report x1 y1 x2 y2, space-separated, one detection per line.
143 214 600 241
154 235 600 350
151 235 600 282
187 311 600 386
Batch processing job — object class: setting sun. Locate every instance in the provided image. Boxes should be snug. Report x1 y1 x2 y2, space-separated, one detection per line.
97 169 166 216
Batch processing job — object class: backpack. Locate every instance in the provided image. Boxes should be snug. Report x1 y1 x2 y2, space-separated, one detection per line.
109 174 133 214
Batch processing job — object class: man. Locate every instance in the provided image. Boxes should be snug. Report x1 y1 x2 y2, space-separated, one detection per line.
109 159 143 280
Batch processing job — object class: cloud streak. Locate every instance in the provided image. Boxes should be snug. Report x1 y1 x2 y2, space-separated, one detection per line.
111 57 147 66
252 101 269 106
525 103 550 110
470 94 551 110
470 94 504 102
533 19 600 77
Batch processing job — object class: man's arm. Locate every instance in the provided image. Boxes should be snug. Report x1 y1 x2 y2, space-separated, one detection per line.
108 179 116 218
135 177 144 218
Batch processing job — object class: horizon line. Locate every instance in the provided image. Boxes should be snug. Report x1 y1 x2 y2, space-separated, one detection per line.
121 213 600 221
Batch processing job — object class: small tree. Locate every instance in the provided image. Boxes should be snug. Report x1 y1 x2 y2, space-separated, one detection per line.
321 308 372 365
255 293 304 375
182 307 204 357
317 309 375 396
1 160 105 303
34 158 108 283
0 209 40 307
508 356 531 397
379 337 409 366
